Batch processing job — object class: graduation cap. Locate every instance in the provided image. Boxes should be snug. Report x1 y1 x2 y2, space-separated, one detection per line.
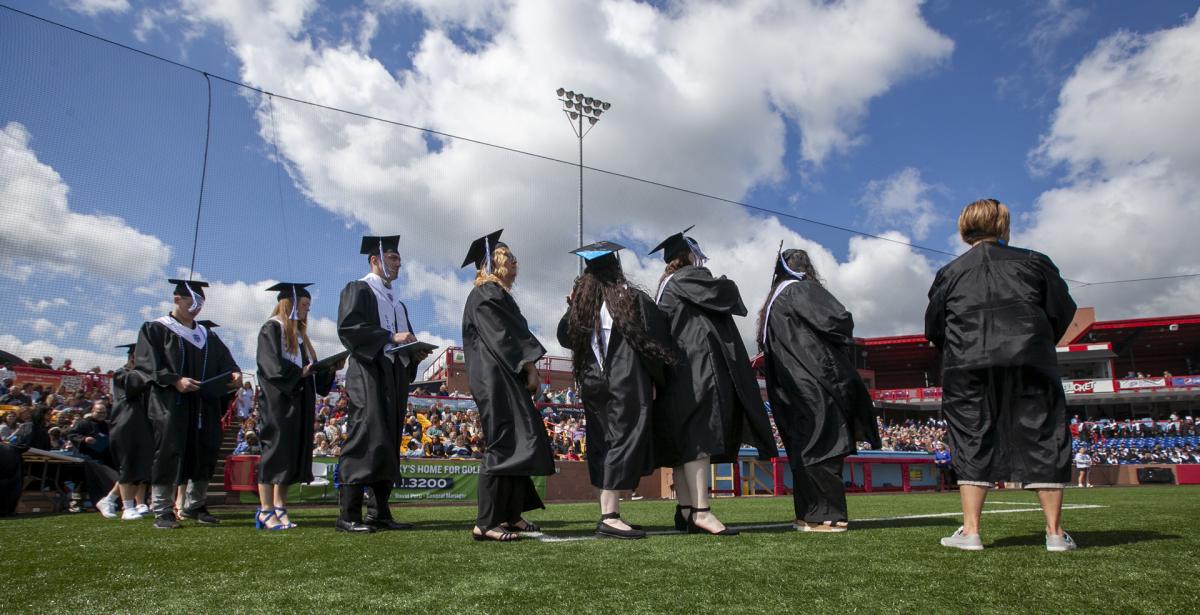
648 225 707 264
460 229 505 272
197 320 219 329
361 235 401 277
773 244 810 283
115 343 136 356
168 278 208 314
570 240 625 272
265 282 313 320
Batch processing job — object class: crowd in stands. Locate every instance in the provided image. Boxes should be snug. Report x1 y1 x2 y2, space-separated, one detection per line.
867 418 949 453
1070 415 1200 464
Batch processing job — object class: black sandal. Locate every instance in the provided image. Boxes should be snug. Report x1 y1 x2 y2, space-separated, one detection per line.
596 512 646 540
472 526 520 542
673 505 692 532
687 507 739 536
503 519 540 533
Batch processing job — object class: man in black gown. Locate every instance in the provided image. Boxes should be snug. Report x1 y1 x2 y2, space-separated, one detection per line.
335 235 428 533
133 280 241 529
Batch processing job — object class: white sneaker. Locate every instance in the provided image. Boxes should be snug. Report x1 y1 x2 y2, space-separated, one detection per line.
96 497 119 519
121 508 144 521
135 504 150 515
940 526 984 551
1046 531 1077 552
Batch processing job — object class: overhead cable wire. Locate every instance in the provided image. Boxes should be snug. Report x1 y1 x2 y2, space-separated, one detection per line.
7 4 1199 290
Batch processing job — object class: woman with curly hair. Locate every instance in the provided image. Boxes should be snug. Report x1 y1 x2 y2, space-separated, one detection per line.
557 242 675 539
757 246 880 532
460 230 554 542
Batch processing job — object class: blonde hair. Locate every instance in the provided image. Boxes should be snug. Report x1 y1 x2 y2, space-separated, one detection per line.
958 198 1011 245
269 298 316 360
473 243 514 290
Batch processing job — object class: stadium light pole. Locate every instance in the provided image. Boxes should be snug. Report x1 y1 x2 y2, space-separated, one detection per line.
556 87 611 274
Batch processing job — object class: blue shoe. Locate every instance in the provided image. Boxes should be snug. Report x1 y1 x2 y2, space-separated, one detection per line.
274 507 297 529
255 508 284 530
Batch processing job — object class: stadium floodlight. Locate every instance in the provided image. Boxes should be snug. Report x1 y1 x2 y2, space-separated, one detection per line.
555 87 612 273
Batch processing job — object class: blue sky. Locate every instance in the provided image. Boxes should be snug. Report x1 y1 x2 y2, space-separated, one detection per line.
2 0 1198 374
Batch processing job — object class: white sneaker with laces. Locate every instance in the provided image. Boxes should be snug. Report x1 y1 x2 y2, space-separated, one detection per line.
135 503 150 515
1046 531 1077 552
121 508 144 521
96 497 119 519
940 526 984 551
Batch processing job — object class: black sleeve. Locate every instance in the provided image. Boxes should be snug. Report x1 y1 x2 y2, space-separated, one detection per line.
924 269 947 349
1037 254 1077 342
794 284 856 346
670 268 749 316
256 320 302 390
337 282 392 364
133 322 180 388
637 291 672 387
474 287 546 374
555 309 572 350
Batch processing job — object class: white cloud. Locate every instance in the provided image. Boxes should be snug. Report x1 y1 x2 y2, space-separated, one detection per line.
0 122 172 284
153 0 952 348
65 0 131 17
1020 10 1200 318
21 297 69 313
859 167 940 240
86 315 139 347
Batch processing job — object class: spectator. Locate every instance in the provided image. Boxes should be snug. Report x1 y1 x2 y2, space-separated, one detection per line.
234 432 262 455
1 383 33 406
0 411 19 442
1074 446 1092 488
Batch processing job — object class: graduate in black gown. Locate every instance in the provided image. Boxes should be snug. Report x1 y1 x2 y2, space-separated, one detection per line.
557 242 675 539
461 230 554 542
335 236 429 533
133 279 241 530
926 199 1077 552
109 343 153 519
650 227 777 536
757 247 880 532
255 283 341 531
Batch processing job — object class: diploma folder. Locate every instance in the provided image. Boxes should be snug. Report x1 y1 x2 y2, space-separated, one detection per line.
312 350 350 372
198 370 237 400
385 341 438 357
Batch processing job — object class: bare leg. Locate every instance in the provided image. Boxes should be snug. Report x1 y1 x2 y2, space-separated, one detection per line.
1036 488 1064 536
672 465 692 508
959 484 988 535
134 483 147 506
274 484 293 526
256 484 281 529
598 489 631 530
686 458 728 533
117 482 137 502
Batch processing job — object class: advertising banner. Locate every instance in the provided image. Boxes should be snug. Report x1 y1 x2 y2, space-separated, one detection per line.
1117 378 1167 390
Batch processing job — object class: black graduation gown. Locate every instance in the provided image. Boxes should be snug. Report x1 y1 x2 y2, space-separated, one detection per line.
555 290 670 490
653 265 778 466
336 281 418 485
462 282 554 477
762 280 881 466
925 242 1077 484
109 367 154 483
133 318 238 486
256 319 336 485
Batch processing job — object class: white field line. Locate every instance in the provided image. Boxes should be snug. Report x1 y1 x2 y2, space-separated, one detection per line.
528 504 1107 543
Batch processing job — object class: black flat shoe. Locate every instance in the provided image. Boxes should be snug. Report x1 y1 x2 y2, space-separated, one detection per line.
364 517 413 531
472 526 520 542
687 507 739 536
335 519 376 533
153 515 181 530
596 513 646 540
673 505 691 532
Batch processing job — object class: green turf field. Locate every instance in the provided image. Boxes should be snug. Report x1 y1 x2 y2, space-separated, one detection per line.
2 486 1198 614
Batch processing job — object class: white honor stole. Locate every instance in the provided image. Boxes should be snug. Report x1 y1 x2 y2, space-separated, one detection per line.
361 273 411 361
590 301 613 372
760 279 799 345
